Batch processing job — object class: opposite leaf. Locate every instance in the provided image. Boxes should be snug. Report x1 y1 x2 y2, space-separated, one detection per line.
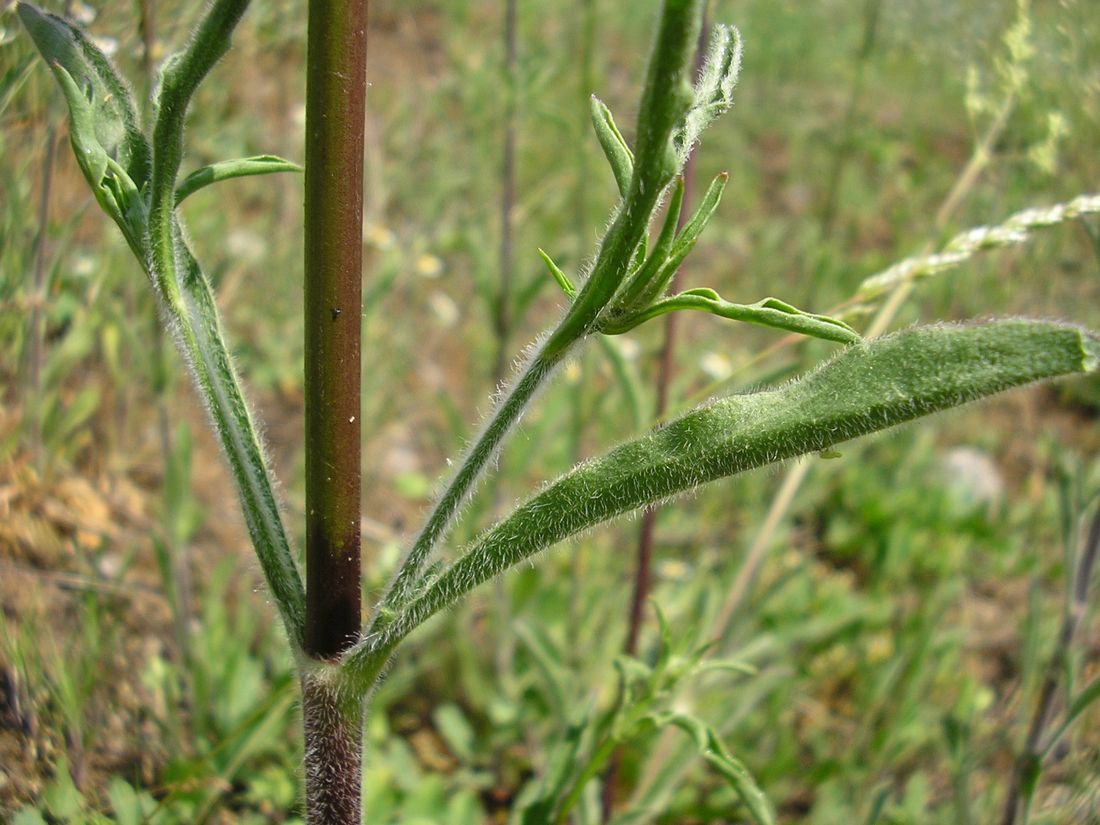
375 320 1098 651
603 171 729 327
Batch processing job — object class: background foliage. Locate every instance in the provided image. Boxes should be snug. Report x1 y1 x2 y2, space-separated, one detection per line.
1 0 1098 822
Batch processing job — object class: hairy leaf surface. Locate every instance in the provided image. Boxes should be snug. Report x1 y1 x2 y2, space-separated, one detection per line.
375 320 1097 649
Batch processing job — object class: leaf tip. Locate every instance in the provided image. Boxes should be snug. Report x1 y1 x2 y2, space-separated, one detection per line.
1081 331 1100 373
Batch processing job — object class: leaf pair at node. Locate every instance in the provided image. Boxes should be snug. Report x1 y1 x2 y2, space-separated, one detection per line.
540 24 858 347
17 3 300 265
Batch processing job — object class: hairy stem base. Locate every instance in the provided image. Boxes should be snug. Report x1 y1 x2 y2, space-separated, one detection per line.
302 672 363 824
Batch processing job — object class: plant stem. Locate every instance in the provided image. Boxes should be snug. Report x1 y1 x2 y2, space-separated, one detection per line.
603 19 706 816
303 0 368 662
301 669 365 824
301 0 368 819
365 0 706 646
148 0 307 647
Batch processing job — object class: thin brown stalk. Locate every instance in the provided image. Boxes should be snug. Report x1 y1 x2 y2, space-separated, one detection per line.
26 125 57 468
818 0 881 236
999 503 1100 825
493 0 521 687
137 0 156 89
493 0 519 383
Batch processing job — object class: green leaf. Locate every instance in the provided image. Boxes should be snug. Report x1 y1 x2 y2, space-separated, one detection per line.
17 3 150 185
140 0 306 649
695 657 757 677
108 778 155 825
673 24 743 163
651 712 775 825
11 809 48 825
0 53 35 119
29 62 147 257
654 172 728 291
433 704 476 764
862 785 892 825
16 2 150 255
192 676 297 822
42 758 84 820
590 96 634 198
515 710 600 825
42 385 100 449
381 320 1098 647
604 290 861 344
149 0 252 226
150 228 306 648
612 177 686 312
514 620 574 723
1065 674 1100 731
538 248 576 298
175 155 303 204
601 172 729 330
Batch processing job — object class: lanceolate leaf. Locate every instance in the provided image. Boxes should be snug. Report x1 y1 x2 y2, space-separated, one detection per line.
611 177 686 312
603 171 729 329
591 96 634 198
369 320 1097 653
146 1 306 647
656 171 728 286
19 4 151 259
163 230 307 646
538 248 576 298
21 0 307 647
603 289 861 343
650 713 775 825
175 155 303 205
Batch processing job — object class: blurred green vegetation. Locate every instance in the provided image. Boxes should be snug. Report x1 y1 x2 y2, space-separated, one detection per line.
1 0 1099 822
